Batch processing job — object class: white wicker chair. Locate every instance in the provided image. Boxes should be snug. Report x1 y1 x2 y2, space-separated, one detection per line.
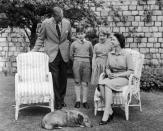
94 49 144 120
15 52 54 120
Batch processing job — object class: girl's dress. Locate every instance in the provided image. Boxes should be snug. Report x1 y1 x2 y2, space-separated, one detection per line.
91 43 111 85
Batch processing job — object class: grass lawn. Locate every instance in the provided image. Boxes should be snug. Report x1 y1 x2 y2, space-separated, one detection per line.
0 74 163 131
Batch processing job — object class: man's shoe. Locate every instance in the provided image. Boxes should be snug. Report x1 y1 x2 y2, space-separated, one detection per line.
107 113 114 122
83 102 89 109
61 102 67 107
74 102 80 108
55 104 62 110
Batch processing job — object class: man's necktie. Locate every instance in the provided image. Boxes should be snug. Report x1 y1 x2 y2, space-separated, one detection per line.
56 23 61 39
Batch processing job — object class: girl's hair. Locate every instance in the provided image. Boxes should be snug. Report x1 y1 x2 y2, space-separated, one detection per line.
98 30 109 37
113 33 125 48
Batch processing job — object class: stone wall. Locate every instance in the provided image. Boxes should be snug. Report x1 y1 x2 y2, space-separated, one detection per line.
91 0 163 68
0 28 29 75
0 0 163 74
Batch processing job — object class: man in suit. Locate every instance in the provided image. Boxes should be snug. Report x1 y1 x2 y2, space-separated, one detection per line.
32 6 72 109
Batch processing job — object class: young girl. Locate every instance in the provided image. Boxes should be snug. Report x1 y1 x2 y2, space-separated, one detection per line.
91 30 112 86
70 28 93 109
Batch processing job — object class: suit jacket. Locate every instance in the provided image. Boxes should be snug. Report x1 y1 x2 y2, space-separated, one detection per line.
32 17 72 63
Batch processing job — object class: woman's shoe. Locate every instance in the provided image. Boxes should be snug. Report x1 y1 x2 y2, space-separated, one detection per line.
74 102 80 108
99 120 108 125
107 113 114 122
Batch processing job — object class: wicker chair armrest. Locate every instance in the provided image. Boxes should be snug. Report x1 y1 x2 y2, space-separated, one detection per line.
128 74 140 86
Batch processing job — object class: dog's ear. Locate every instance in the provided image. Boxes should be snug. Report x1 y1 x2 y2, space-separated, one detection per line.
77 114 84 124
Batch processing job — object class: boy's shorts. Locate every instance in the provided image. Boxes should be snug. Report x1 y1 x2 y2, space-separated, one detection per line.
73 60 91 83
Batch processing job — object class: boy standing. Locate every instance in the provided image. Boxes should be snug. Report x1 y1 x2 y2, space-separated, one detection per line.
70 28 93 109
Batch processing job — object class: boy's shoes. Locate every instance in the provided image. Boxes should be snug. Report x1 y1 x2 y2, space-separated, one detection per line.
61 102 67 107
74 102 80 108
83 102 89 109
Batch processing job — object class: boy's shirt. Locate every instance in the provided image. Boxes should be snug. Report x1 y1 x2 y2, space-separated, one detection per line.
70 39 93 62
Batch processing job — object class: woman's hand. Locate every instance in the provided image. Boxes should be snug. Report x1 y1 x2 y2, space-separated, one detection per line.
107 73 119 79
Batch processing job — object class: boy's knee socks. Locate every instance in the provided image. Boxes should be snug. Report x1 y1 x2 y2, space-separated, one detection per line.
74 85 81 102
82 82 88 103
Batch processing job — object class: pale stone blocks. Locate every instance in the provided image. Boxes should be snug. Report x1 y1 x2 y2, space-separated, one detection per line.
130 43 137 48
139 22 144 26
8 51 14 56
120 5 128 11
153 11 162 15
0 38 6 42
151 16 157 21
153 32 162 37
155 43 161 48
137 6 144 11
142 27 149 32
158 27 163 32
113 27 120 32
151 27 159 32
147 0 155 5
159 48 163 53
155 22 162 26
140 48 149 53
148 38 157 42
124 22 131 26
135 16 141 21
129 5 136 10
123 11 131 15
123 1 131 5
128 16 134 21
9 47 17 52
132 22 139 26
137 27 143 32
150 48 158 53
147 43 153 47
138 43 146 48
120 27 126 32
126 38 133 43
158 38 163 42
130 1 137 5
157 16 163 21
139 11 144 15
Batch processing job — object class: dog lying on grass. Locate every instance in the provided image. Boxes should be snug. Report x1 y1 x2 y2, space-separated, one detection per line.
41 109 93 129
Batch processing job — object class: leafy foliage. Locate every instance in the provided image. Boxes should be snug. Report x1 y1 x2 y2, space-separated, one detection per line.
140 68 163 92
0 0 102 49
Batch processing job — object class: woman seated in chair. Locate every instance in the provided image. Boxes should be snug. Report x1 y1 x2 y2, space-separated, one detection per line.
98 33 134 125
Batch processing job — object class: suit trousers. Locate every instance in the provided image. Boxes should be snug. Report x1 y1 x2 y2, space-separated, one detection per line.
49 50 68 106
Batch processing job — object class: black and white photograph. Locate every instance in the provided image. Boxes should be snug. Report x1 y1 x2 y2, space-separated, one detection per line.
0 0 163 130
